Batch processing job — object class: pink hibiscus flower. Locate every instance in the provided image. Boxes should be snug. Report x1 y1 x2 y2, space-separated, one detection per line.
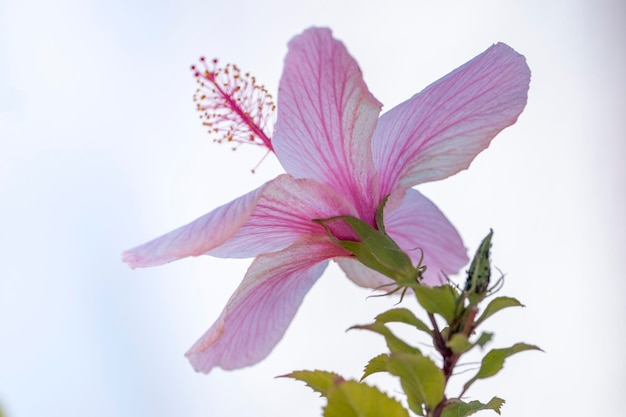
123 27 530 373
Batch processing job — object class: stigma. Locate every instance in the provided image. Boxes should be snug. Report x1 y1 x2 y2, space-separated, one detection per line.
191 57 275 152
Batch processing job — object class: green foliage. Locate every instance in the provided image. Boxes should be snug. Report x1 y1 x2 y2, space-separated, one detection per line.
475 296 524 327
361 353 445 415
475 332 493 348
413 285 458 324
315 214 418 285
314 196 423 288
285 370 409 417
441 397 505 417
289 231 541 417
351 321 421 355
324 380 410 417
361 354 390 381
446 334 473 354
386 353 446 412
374 308 433 336
282 370 344 396
463 343 543 392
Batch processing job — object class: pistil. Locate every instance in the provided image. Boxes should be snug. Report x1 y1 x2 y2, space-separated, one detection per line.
191 57 275 152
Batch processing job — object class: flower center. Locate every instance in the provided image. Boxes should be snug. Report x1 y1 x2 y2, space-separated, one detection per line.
191 57 275 152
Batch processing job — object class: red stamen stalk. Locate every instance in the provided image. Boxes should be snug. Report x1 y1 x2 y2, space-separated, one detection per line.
191 57 275 152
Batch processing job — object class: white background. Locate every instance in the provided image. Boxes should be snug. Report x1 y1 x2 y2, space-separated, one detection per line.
1 0 624 416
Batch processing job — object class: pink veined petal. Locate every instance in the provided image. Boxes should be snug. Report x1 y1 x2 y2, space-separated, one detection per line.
123 174 358 268
372 43 531 196
186 237 348 373
384 189 468 286
336 257 396 290
337 190 467 288
209 174 358 258
272 27 383 222
122 185 265 269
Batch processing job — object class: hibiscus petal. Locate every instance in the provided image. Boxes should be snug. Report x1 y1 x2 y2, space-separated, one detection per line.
372 43 531 195
122 185 265 269
186 237 347 372
272 27 382 221
385 189 468 286
123 174 357 268
209 174 358 258
336 257 396 290
337 189 467 288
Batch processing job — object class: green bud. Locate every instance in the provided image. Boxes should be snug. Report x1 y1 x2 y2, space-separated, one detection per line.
464 230 493 298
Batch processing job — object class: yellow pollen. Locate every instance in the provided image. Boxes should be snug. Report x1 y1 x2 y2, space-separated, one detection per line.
191 58 275 152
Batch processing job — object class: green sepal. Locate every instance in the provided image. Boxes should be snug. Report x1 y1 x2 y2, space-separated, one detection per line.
463 343 543 391
441 397 506 417
360 353 390 381
374 308 433 336
385 353 446 413
475 296 524 328
375 194 390 233
324 380 410 417
314 196 419 285
413 284 458 324
281 370 344 397
315 215 417 283
350 322 422 355
446 334 473 354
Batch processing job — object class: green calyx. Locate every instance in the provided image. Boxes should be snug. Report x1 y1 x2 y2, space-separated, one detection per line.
314 196 422 288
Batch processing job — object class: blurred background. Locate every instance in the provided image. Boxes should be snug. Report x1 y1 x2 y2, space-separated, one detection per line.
1 0 624 416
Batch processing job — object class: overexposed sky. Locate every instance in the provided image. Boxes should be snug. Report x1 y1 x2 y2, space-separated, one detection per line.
1 1 624 416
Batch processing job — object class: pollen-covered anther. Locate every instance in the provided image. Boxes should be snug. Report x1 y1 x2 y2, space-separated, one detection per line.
191 57 275 152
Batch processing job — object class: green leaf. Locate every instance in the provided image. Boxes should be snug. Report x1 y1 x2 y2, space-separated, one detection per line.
475 297 524 327
475 332 493 348
361 354 389 381
351 322 422 355
282 370 344 397
324 380 410 417
413 285 458 324
476 343 542 379
375 308 433 336
441 397 506 417
446 334 473 354
386 353 445 412
464 343 543 391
